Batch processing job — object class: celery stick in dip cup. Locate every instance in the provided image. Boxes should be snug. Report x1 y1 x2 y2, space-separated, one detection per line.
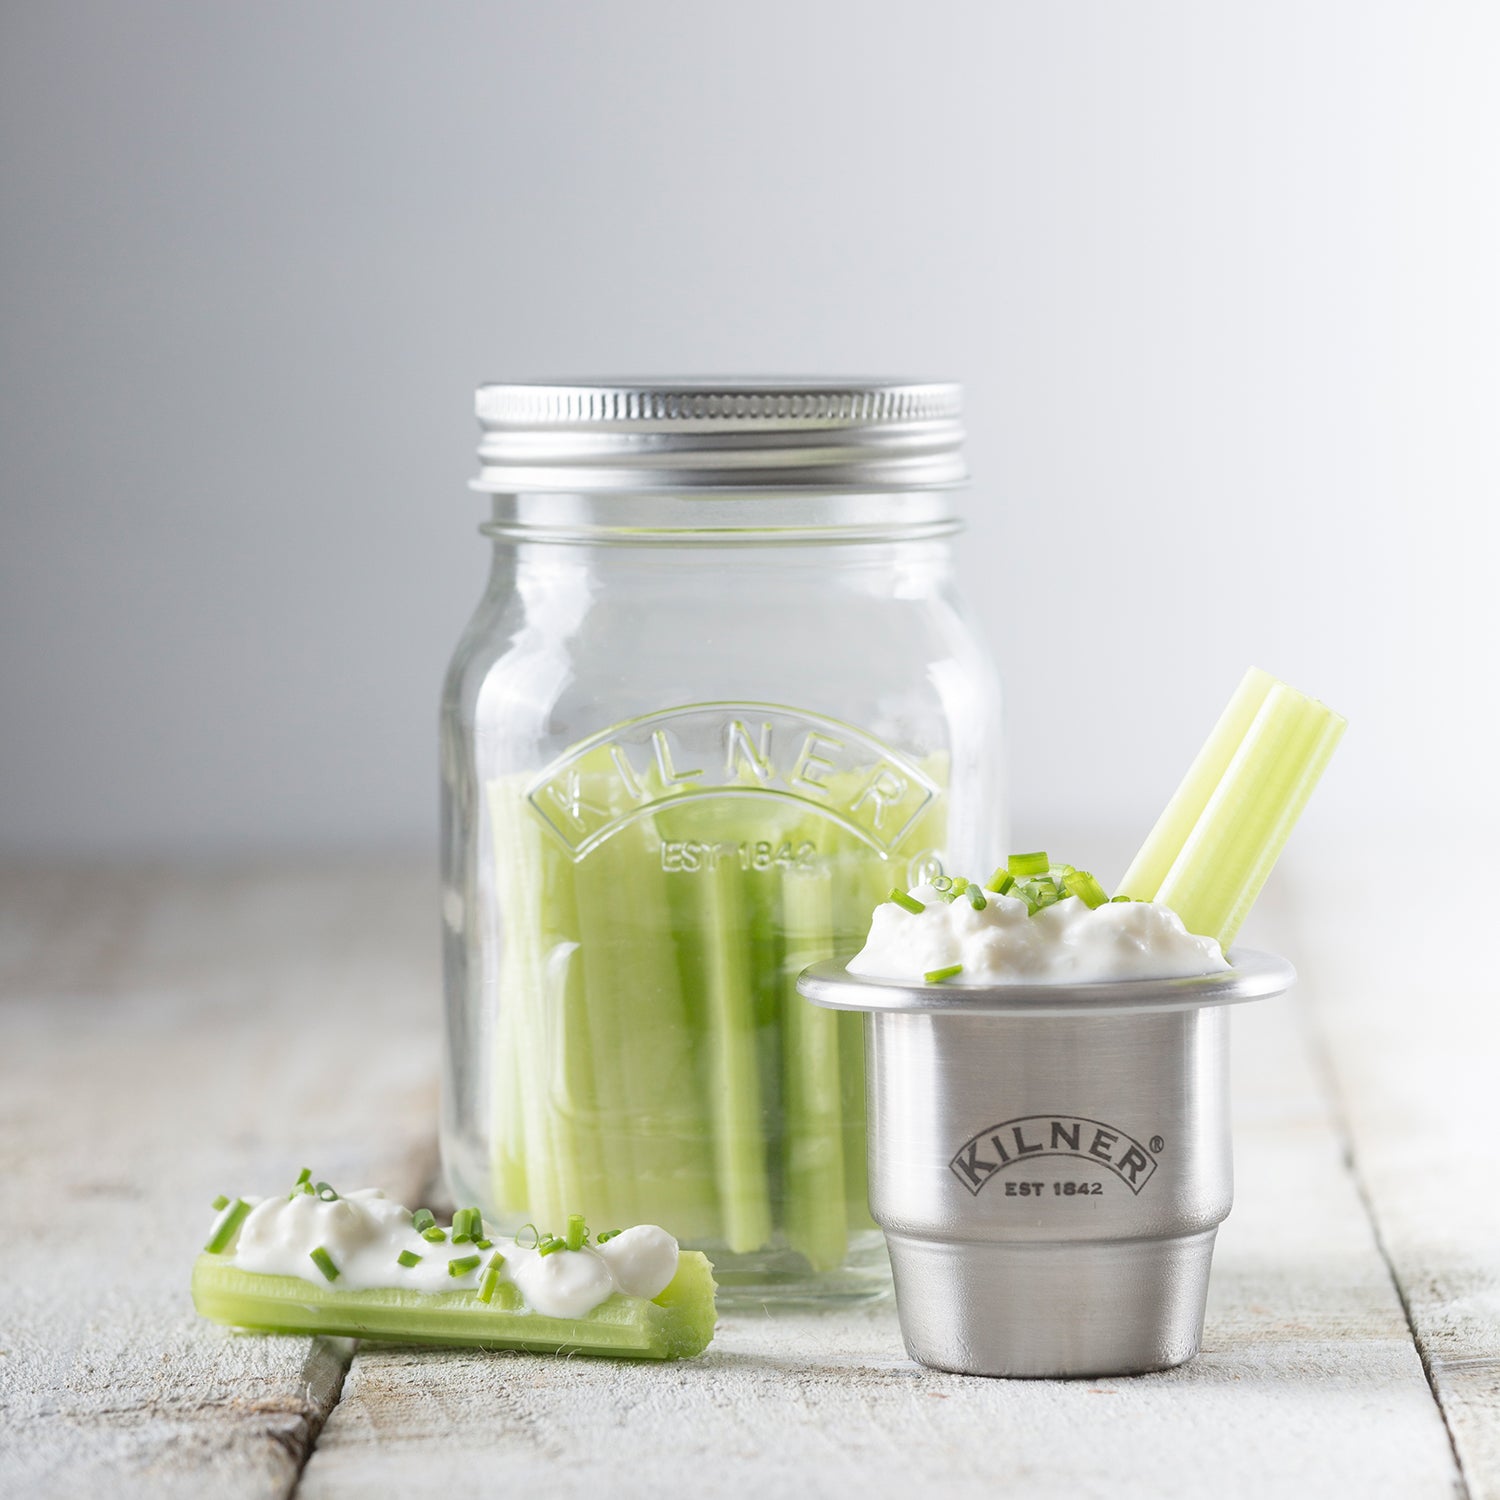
803 674 1344 1377
798 851 1296 1377
800 901 1293 1377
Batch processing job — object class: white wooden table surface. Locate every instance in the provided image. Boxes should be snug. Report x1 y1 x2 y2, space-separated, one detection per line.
1 859 1495 1499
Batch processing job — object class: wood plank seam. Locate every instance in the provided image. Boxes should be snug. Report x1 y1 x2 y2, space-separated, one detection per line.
283 1144 443 1498
279 1359 351 1500
1296 998 1473 1500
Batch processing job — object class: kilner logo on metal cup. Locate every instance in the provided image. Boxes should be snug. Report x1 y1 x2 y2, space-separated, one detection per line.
526 703 938 859
950 1115 1160 1196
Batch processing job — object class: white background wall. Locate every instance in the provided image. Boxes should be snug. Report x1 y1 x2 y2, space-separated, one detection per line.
3 2 1497 860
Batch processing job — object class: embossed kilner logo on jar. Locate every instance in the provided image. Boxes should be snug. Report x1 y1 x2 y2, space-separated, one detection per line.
526 703 939 859
950 1116 1160 1195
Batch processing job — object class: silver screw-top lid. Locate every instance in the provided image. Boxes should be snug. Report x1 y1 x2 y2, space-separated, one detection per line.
473 377 965 494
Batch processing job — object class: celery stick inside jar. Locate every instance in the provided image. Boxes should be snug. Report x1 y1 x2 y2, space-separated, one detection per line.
440 379 1004 1302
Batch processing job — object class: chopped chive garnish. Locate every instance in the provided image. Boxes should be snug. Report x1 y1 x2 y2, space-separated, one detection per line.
422 1226 447 1243
596 1228 622 1244
294 1168 312 1187
537 1235 564 1257
924 964 964 983
211 1193 230 1212
475 1237 493 1250
309 1246 339 1282
966 885 987 910
451 1207 474 1244
1014 871 1071 914
204 1198 251 1254
477 1251 504 1303
888 888 925 915
516 1223 540 1249
1009 851 1049 876
396 1249 422 1268
315 1182 339 1202
448 1254 483 1277
951 876 969 894
412 1209 435 1233
565 1213 587 1251
929 875 952 893
985 869 1015 895
1110 893 1133 902
1064 869 1110 909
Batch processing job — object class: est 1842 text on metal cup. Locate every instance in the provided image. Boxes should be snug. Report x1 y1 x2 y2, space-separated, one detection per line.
796 951 1296 1379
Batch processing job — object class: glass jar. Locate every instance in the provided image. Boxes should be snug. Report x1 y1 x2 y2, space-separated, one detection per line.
440 379 1004 1300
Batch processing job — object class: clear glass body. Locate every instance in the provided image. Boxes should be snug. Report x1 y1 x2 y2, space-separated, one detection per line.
440 491 1005 1299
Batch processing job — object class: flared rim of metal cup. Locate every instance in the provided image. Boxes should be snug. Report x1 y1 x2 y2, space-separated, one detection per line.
797 948 1295 1017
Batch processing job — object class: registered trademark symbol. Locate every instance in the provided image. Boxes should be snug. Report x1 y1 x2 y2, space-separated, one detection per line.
1149 1136 1165 1154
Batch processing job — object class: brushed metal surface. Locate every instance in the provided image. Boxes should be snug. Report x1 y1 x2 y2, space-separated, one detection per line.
886 1232 1217 1378
473 377 967 494
797 956 1295 1378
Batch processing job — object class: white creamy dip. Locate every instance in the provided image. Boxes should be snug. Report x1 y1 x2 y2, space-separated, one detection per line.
848 883 1229 985
224 1190 679 1319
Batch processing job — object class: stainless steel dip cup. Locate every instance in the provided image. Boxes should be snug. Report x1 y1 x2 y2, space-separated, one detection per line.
796 951 1295 1378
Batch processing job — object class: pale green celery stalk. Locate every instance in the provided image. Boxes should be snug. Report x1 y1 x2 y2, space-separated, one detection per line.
192 1250 717 1360
490 974 529 1212
487 780 589 1227
657 821 725 1246
572 786 719 1242
567 815 644 1229
1117 667 1276 901
539 811 596 1214
779 859 847 1271
835 841 890 1231
696 850 773 1253
832 769 948 1230
837 1008 872 1231
1153 683 1346 948
742 813 788 1242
